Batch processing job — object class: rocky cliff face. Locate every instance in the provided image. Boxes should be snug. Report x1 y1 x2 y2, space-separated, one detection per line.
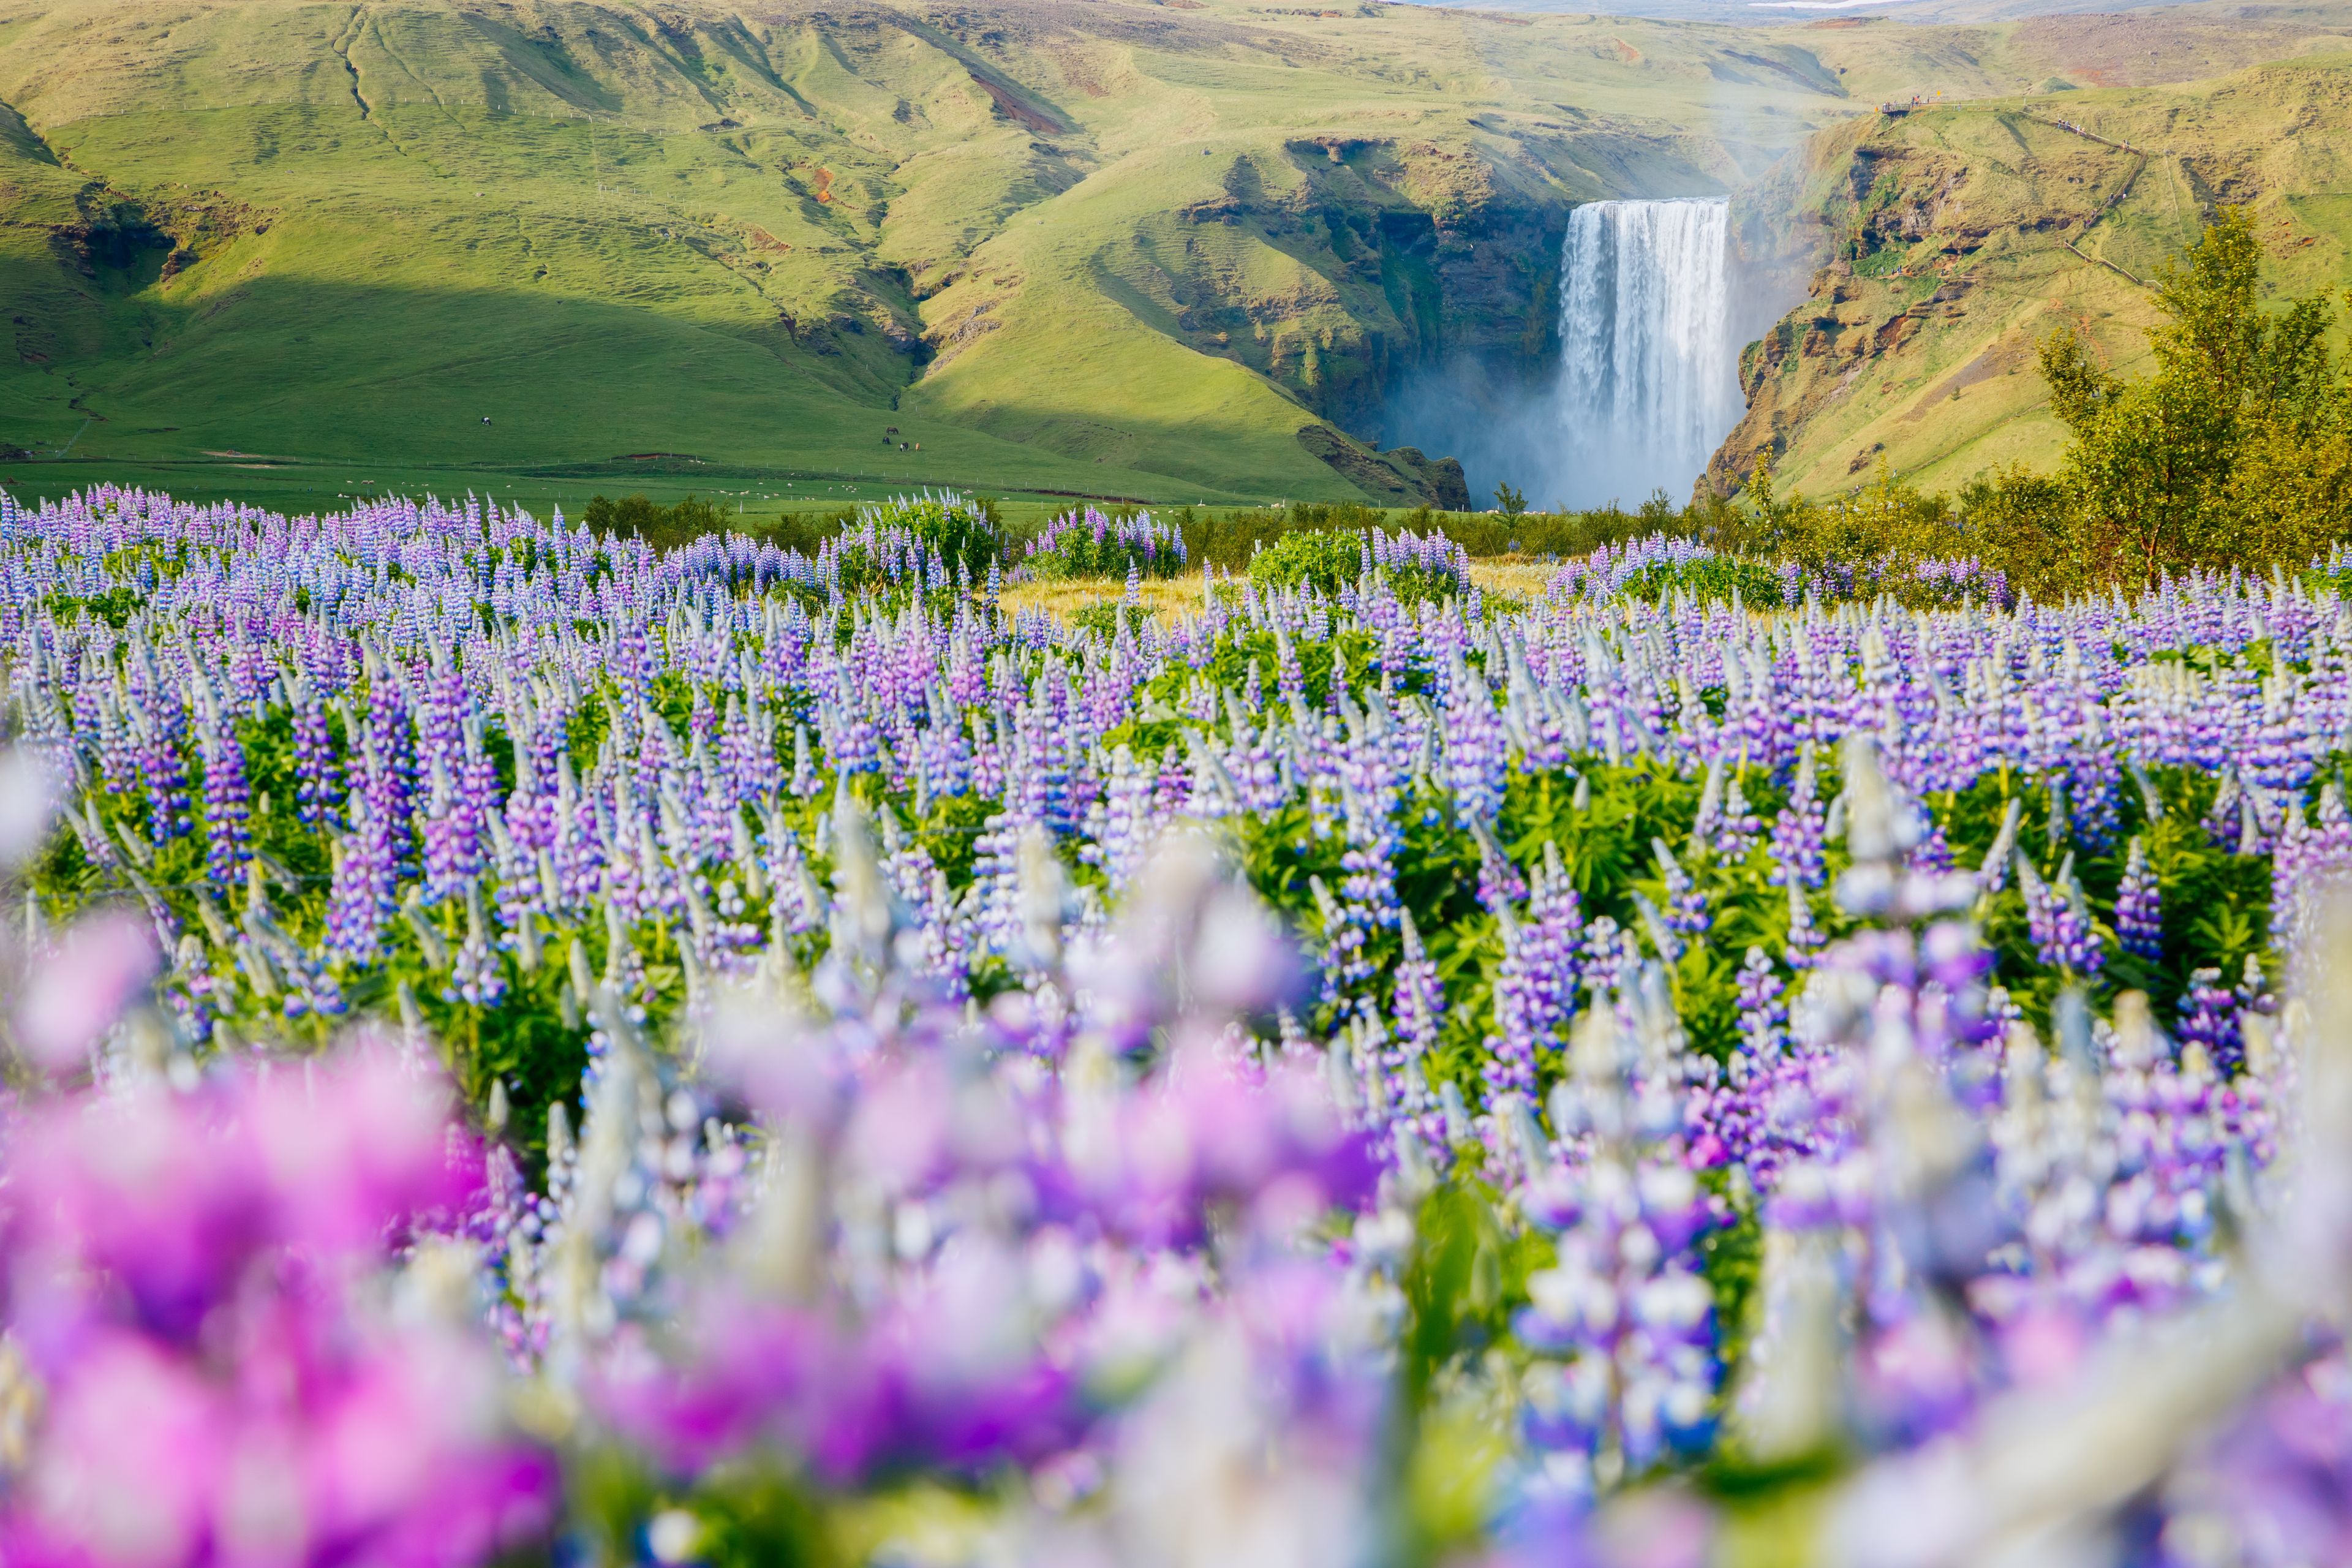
1148 134 1575 435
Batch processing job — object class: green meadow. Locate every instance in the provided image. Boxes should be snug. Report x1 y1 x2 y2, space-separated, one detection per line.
10 0 2352 512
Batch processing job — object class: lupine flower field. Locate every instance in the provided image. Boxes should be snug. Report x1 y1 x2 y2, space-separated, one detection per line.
6 483 2352 1567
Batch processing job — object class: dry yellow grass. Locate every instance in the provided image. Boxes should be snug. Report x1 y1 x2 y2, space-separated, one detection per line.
1467 559 1562 602
998 575 1213 625
1000 559 1569 624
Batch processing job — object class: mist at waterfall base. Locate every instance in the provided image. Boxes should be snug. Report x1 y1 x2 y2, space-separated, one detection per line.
1382 197 1754 513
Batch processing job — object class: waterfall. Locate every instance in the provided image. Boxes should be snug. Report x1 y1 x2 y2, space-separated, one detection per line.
1553 198 1740 509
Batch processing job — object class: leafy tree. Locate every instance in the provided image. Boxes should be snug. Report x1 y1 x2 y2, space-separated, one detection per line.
1956 464 2075 595
1716 451 1940 565
2020 209 2352 587
1494 480 1527 517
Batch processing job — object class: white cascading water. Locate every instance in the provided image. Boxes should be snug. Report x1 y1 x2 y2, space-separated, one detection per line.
1553 197 1741 508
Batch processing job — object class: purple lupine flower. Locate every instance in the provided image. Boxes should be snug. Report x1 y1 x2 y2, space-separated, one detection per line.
2020 852 2104 978
197 715 251 891
1474 820 1529 913
2234 953 2276 1039
1736 943 1787 1058
2116 835 2164 960
2204 769 2250 853
362 660 419 874
1579 914 1632 1000
1387 907 1447 1152
1687 944 1798 1177
1768 747 1826 889
2019 853 2059 964
1484 880 1542 1107
92 689 141 802
1975 797 2024 897
1515 1016 1726 1480
134 686 192 843
326 794 395 963
446 883 507 1007
1909 820 1955 877
1652 837 1708 937
2054 854 2105 979
419 656 466 785
1020 506 1186 579
791 721 820 799
0 1049 556 1568
1082 743 1155 893
1714 775 1763 861
290 677 343 827
1784 880 1823 971
421 756 475 903
1444 652 1508 825
1520 842 1583 1045
2179 966 2241 1073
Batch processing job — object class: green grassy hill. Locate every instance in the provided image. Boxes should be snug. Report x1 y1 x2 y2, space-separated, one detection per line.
7 0 2352 513
1714 33 2352 499
0 0 1815 507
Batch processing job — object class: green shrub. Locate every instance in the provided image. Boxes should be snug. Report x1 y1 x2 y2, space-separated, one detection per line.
862 491 1001 575
1169 497 1706 576
1181 507 1295 570
1248 529 1365 597
1070 600 1158 638
820 491 1003 602
1023 508 1188 580
1618 554 1789 606
1397 495 1687 560
580 492 724 549
760 508 856 556
1284 500 1388 531
1956 467 2076 598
